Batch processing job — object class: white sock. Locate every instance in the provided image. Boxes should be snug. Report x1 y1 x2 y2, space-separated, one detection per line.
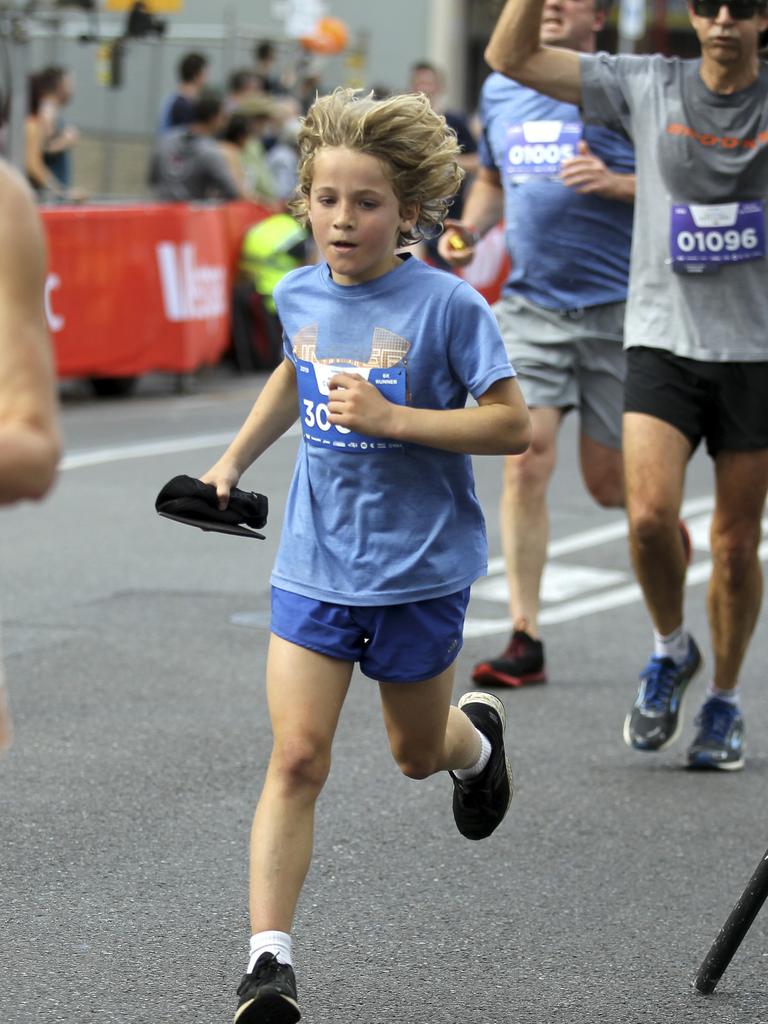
453 728 491 780
706 682 740 708
248 930 293 972
653 625 689 664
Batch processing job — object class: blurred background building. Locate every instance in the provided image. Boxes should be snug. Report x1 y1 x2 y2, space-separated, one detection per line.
0 0 700 199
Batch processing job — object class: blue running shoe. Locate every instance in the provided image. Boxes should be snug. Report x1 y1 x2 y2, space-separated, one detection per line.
686 697 745 771
623 636 702 751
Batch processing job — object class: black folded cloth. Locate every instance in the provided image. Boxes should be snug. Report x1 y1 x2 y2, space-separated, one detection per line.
155 474 268 539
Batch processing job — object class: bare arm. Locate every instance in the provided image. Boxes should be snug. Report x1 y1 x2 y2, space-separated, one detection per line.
485 0 583 105
200 357 299 504
25 118 65 197
436 166 505 267
0 163 61 503
45 125 80 156
327 373 531 456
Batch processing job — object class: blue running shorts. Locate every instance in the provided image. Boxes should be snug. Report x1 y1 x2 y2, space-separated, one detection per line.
270 585 471 683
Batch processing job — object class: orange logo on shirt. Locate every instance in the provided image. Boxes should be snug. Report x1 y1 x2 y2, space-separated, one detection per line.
667 122 768 151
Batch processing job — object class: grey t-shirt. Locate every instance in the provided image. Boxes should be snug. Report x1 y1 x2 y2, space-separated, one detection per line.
580 54 768 362
148 128 240 202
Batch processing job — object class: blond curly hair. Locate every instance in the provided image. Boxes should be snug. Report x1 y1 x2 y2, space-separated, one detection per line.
288 87 465 248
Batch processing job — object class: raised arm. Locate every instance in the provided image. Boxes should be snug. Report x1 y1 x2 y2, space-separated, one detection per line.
0 162 61 503
484 0 583 105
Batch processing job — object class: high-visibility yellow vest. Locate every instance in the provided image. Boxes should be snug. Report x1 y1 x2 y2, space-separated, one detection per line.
239 213 308 313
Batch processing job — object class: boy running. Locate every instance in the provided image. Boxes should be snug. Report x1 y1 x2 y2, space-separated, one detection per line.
201 87 531 1023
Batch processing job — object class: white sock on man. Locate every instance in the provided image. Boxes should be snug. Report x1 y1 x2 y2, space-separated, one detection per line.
453 728 491 780
706 681 741 708
653 624 690 664
248 930 293 972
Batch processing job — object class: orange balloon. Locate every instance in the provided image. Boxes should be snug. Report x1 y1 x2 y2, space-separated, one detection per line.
300 16 349 55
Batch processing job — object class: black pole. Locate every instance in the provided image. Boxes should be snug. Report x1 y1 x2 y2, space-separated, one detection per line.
694 847 768 995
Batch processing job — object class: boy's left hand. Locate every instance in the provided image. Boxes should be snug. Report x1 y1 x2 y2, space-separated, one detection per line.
327 372 395 437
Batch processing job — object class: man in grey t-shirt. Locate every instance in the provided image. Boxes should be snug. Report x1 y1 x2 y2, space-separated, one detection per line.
148 91 242 202
484 0 768 771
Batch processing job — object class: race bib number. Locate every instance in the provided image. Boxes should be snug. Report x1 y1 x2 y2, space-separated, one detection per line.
670 201 765 275
295 359 406 452
505 120 582 184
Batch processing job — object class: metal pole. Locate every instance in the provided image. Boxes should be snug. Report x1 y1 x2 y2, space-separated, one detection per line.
618 0 646 53
6 10 28 173
224 2 238 73
427 0 465 110
145 36 164 141
694 847 768 995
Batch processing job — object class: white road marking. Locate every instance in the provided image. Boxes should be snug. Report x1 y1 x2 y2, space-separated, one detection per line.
60 424 301 471
484 494 718 574
473 564 629 605
58 437 764 635
467 506 768 639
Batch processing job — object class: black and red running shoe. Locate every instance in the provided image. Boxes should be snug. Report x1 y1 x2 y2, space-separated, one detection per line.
471 629 546 688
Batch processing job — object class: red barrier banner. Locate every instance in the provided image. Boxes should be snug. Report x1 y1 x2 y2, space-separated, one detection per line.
453 224 511 305
41 201 267 378
40 202 509 381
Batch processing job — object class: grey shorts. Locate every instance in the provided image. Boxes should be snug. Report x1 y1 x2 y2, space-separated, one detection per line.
493 293 627 450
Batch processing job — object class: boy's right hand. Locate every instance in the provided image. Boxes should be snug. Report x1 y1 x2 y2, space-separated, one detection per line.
200 461 241 510
436 220 479 267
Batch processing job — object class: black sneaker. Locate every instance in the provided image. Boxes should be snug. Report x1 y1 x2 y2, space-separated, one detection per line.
471 629 546 687
451 692 513 840
623 636 702 751
686 697 745 771
234 953 301 1024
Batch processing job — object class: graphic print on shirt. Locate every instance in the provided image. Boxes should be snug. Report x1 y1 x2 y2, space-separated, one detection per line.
292 323 409 452
505 120 582 184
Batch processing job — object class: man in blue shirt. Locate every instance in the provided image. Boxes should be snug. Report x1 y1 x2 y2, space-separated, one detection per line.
439 0 635 689
157 52 209 135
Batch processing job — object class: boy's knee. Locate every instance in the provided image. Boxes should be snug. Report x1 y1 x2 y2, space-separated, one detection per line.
271 739 331 794
392 747 441 781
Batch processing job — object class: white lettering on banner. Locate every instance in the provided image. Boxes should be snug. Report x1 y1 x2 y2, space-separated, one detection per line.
156 242 227 322
44 273 64 332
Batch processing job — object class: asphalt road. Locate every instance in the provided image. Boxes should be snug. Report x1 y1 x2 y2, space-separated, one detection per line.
2 368 768 1024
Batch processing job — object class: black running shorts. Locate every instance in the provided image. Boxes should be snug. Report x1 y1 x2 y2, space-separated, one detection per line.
624 346 768 457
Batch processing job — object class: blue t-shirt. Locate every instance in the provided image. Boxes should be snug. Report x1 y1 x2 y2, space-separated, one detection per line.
479 72 635 310
270 255 516 606
157 93 194 134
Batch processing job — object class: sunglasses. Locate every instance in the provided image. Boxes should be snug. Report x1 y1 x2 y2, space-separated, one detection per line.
691 0 765 17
